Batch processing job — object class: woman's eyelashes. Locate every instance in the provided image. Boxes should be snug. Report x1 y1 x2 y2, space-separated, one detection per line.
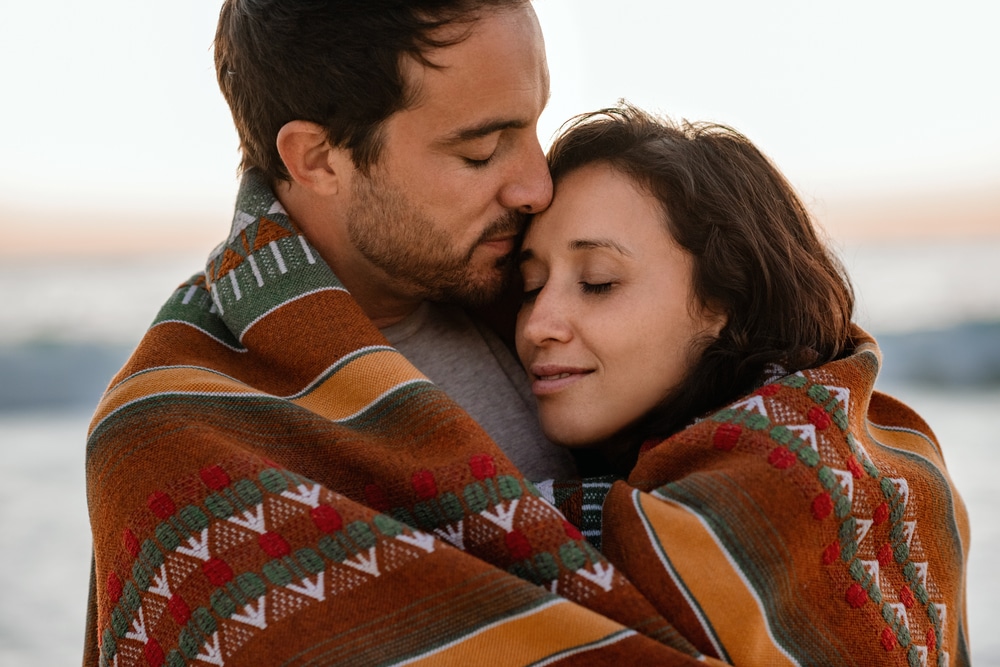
521 285 542 303
580 281 614 295
520 280 615 302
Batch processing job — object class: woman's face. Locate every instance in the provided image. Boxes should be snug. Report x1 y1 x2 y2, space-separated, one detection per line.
515 162 725 449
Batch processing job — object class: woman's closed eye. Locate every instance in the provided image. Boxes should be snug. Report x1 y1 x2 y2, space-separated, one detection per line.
580 281 614 295
521 285 543 303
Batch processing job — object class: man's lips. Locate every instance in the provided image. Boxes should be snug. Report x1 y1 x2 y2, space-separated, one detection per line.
529 364 593 395
479 235 516 254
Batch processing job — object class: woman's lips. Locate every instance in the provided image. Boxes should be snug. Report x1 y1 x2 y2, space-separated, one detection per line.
529 364 593 396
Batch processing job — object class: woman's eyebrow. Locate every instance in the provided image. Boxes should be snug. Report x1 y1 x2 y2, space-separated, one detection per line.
569 238 633 257
517 237 633 266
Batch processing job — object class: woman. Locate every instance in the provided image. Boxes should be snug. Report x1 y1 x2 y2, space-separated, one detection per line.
516 104 971 665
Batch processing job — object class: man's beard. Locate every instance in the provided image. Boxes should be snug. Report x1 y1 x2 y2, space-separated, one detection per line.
345 172 524 307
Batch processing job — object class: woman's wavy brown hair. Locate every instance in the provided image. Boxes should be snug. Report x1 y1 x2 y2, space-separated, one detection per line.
544 103 855 444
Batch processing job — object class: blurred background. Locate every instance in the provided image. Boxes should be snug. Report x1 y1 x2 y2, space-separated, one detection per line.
1 0 997 664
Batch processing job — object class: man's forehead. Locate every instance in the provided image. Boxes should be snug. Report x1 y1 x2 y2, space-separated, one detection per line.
402 6 545 90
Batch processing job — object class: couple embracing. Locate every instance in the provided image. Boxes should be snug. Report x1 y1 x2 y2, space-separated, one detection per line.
84 2 970 665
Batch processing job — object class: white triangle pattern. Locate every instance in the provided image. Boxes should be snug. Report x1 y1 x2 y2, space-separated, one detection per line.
231 597 267 630
854 518 874 545
480 499 520 533
196 631 225 666
731 395 768 416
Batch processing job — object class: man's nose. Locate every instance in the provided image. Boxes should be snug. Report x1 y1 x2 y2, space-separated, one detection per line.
499 136 553 214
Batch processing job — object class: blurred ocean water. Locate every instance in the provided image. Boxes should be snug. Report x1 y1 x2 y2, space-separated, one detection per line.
1 239 999 665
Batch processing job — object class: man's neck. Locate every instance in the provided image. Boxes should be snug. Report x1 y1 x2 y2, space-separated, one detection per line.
275 182 423 329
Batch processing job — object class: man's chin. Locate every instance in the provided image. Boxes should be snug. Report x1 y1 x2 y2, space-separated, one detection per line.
440 267 509 307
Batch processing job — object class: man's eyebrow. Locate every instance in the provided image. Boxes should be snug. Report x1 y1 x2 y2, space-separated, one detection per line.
440 118 528 145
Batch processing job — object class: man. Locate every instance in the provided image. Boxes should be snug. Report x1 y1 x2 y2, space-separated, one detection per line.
84 2 698 665
213 0 575 482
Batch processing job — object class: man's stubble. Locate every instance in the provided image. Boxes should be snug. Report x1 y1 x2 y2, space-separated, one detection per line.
345 170 524 307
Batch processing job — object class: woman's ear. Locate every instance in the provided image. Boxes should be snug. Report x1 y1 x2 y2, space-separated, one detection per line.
275 120 355 196
698 300 729 339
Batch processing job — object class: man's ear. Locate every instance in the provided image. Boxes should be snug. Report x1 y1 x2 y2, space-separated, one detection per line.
275 120 354 196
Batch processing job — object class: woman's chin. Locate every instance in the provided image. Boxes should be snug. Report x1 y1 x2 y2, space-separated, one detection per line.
542 424 620 452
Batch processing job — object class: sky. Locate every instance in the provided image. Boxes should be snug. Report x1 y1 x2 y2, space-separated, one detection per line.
1 0 998 254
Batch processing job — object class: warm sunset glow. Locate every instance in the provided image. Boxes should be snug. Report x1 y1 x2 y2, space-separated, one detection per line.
1 0 997 256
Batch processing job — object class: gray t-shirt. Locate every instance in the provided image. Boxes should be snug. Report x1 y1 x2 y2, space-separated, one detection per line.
381 302 577 481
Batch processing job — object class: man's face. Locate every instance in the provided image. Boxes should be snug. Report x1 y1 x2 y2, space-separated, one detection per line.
344 4 552 307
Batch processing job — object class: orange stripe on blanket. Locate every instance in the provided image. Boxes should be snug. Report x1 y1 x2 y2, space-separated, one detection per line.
401 598 630 666
867 421 942 462
90 366 265 430
636 492 798 667
89 350 428 432
290 348 429 421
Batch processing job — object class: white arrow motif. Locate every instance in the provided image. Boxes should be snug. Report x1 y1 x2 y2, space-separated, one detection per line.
855 519 874 545
888 602 908 628
397 531 436 553
787 424 818 452
125 607 148 643
177 529 211 561
824 385 851 408
150 564 172 598
231 597 267 629
287 573 325 601
576 562 615 592
888 477 910 508
831 469 854 504
432 522 464 549
481 499 520 533
903 521 917 547
282 484 321 508
228 504 266 534
548 580 559 595
196 631 224 666
912 645 928 667
859 560 881 588
534 479 556 506
936 604 947 632
731 395 767 416
343 547 380 577
854 438 873 465
914 562 929 588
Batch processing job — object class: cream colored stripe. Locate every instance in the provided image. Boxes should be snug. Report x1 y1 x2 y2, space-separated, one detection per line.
637 492 799 667
90 366 262 432
399 599 630 667
90 350 429 433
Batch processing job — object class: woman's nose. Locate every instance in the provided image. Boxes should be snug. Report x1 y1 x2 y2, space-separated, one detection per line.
519 288 572 346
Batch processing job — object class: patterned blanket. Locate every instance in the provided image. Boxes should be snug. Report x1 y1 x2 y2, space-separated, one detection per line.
84 171 970 666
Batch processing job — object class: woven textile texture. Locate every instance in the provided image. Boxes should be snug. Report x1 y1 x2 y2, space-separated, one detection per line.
84 170 969 666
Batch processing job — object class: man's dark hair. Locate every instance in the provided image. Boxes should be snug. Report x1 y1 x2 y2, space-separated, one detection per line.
214 0 526 184
545 103 855 449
